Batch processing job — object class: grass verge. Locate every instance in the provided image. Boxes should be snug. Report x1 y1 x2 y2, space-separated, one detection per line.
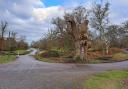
15 50 31 55
0 55 16 64
84 71 128 89
2 50 31 55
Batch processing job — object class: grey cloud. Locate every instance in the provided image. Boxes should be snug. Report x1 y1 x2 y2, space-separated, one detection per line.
108 0 128 24
0 0 49 43
0 0 128 44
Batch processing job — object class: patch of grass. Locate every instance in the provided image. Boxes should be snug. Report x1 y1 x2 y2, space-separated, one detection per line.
84 71 128 89
2 50 31 55
34 54 54 63
112 53 128 61
88 60 102 64
41 50 63 58
0 55 16 64
15 50 31 55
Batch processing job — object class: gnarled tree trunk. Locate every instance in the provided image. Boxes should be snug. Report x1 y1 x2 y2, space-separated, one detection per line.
74 41 80 57
65 14 89 62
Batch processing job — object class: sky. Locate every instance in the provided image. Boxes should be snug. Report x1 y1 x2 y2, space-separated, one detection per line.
0 0 128 44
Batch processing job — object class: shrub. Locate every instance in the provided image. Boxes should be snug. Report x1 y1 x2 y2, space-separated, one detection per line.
41 50 61 58
75 56 82 62
34 54 54 63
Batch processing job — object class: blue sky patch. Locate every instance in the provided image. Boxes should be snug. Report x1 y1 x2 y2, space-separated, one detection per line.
42 0 64 7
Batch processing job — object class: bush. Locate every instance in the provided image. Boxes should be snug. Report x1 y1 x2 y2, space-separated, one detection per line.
34 54 54 63
49 50 60 57
75 56 82 63
41 50 61 58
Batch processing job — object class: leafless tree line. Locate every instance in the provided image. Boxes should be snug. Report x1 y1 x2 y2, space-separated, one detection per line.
0 21 28 53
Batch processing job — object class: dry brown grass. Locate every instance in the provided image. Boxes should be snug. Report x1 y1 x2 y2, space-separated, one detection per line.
112 53 128 61
37 48 127 63
88 48 124 60
121 78 128 89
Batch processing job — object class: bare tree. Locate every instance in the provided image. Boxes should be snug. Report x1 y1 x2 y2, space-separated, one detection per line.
64 6 89 62
10 31 17 51
52 17 74 50
0 21 8 52
17 36 28 50
11 31 17 39
123 20 128 35
50 6 90 62
91 1 110 55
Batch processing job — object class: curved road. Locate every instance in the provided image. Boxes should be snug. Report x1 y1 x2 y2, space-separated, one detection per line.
0 50 128 89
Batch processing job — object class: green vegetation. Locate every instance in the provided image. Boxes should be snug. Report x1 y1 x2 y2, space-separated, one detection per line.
35 49 128 63
88 59 103 64
112 53 128 61
2 50 30 55
84 71 128 89
41 50 62 58
0 55 16 64
35 50 82 63
15 50 31 55
34 54 54 63
34 50 63 63
0 50 31 64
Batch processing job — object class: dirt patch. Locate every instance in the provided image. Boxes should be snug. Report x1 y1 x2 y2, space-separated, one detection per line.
121 78 128 89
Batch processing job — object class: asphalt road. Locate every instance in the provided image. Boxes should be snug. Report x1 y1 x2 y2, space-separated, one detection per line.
0 50 128 89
